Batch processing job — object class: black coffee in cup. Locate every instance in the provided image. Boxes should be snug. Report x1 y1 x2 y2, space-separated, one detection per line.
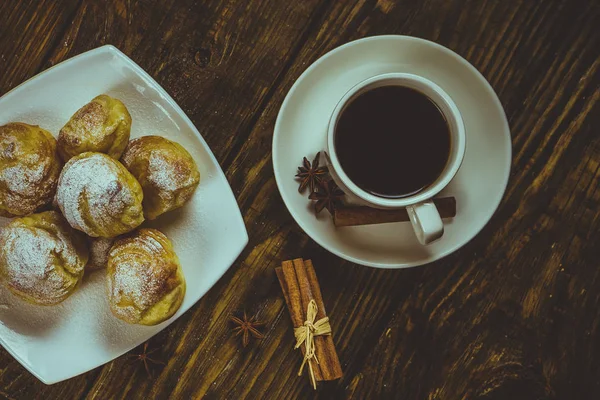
334 85 451 199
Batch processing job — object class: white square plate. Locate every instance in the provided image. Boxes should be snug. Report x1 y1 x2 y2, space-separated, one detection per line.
0 45 248 384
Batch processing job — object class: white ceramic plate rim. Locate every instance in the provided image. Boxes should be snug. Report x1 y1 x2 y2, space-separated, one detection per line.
272 35 511 269
0 45 248 383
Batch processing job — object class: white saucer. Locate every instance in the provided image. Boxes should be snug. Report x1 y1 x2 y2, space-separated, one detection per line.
273 36 511 268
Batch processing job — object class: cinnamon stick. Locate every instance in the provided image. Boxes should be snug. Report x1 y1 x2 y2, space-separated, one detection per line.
333 196 456 227
277 261 324 381
276 259 342 383
303 260 343 380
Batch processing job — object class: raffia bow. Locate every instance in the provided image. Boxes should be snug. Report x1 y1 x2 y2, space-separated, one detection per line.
293 299 332 389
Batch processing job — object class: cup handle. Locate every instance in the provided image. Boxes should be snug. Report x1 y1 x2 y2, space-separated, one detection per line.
406 201 444 245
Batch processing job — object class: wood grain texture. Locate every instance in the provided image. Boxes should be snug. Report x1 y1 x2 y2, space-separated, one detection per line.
0 0 598 399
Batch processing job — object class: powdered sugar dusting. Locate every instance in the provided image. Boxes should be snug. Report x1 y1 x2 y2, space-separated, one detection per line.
108 259 146 321
148 152 190 192
0 219 83 305
0 125 59 216
107 230 179 323
65 101 107 145
1 160 45 194
87 237 114 270
56 153 136 236
109 252 163 310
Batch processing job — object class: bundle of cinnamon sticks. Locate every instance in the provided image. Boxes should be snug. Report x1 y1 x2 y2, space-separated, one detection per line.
276 259 343 387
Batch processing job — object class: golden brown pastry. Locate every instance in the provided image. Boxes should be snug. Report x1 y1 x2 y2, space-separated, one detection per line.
55 152 144 238
0 123 62 217
58 95 132 161
86 237 115 271
121 136 200 220
106 228 185 325
0 211 88 305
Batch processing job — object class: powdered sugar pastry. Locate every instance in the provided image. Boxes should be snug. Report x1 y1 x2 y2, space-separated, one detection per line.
56 153 142 237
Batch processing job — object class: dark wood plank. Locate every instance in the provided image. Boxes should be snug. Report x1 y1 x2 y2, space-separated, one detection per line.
0 0 598 399
0 0 81 94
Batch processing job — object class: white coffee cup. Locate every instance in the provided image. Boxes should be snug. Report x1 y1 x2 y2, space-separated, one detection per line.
326 73 466 245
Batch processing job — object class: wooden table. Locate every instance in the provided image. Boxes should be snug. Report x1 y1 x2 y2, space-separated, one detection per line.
0 0 598 398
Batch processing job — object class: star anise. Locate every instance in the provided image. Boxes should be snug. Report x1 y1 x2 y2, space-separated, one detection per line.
295 152 328 194
231 312 265 347
309 179 345 214
126 341 165 377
